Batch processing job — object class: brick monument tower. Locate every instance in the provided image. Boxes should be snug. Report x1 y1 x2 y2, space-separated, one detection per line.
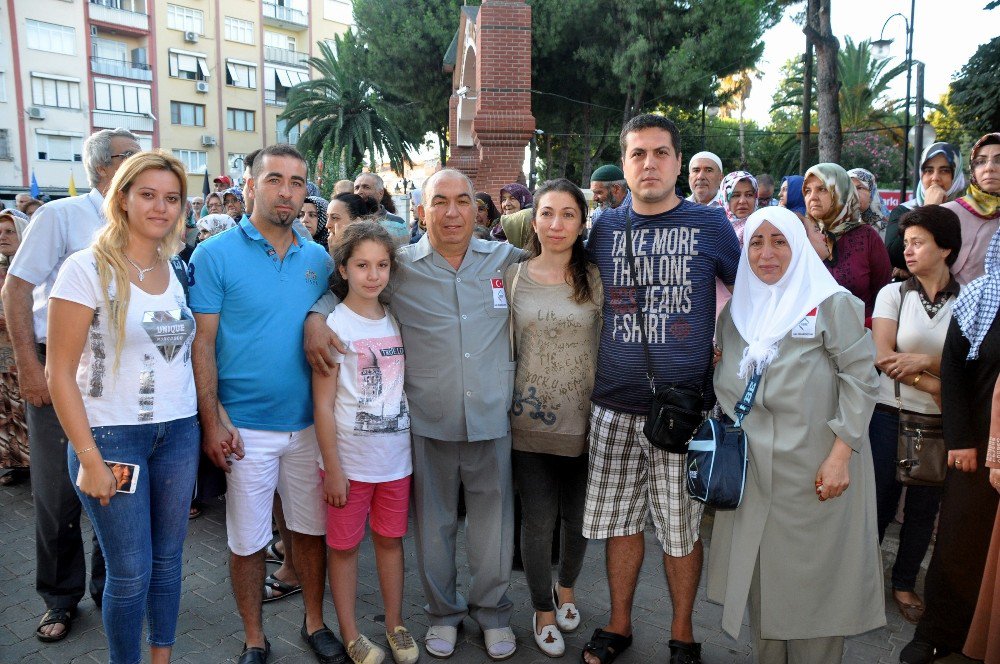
443 0 536 197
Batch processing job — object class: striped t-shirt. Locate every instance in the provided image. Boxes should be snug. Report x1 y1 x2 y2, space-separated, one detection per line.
587 200 740 414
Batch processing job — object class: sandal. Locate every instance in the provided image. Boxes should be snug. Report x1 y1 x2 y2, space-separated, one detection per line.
264 539 284 564
581 629 632 664
189 505 203 520
36 607 73 643
262 573 301 603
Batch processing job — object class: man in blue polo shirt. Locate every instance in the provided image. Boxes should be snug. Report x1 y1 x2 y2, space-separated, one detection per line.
582 115 740 664
189 144 343 664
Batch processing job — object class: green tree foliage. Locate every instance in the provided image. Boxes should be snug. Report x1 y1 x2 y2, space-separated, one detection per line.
837 37 909 131
351 0 463 166
279 36 416 179
530 0 783 184
949 36 1000 137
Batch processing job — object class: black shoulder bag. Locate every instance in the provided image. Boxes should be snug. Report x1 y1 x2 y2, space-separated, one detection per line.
624 211 707 453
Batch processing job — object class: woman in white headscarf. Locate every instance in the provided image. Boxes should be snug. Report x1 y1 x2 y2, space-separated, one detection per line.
707 207 884 664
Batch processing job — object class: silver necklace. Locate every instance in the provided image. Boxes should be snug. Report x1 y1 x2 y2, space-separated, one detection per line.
124 254 157 282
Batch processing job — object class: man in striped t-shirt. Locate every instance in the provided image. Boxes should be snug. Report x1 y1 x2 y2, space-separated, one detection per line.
582 115 740 664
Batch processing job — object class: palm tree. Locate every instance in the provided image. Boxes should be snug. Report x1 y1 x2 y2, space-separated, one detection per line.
279 33 414 177
837 37 909 131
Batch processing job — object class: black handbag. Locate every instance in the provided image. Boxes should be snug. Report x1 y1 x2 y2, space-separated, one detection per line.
687 371 761 509
890 281 947 487
623 211 709 453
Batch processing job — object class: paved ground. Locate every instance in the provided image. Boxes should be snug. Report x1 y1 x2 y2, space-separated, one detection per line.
0 480 977 663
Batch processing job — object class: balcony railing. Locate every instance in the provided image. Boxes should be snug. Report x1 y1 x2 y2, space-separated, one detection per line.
264 46 309 68
92 110 154 132
264 90 287 107
90 56 153 81
89 1 149 31
263 3 308 30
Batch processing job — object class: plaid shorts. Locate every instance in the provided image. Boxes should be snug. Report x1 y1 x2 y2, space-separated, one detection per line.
583 403 704 557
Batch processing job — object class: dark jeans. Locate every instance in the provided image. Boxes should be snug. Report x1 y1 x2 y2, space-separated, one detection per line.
27 398 106 611
869 408 943 591
511 449 588 612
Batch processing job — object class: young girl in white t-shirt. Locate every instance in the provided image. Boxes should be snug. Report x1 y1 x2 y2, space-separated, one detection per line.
313 221 417 664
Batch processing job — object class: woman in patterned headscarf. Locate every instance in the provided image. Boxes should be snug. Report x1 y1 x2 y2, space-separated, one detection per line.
943 133 1000 285
0 209 29 485
847 168 888 236
300 195 329 247
715 171 758 317
885 142 967 273
720 171 758 242
803 163 891 323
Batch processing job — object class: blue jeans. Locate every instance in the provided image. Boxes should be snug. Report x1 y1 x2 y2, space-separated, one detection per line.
67 416 200 664
869 408 943 591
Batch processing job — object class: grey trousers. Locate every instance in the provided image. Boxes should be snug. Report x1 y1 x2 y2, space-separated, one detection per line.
411 434 514 629
749 563 844 664
27 399 105 610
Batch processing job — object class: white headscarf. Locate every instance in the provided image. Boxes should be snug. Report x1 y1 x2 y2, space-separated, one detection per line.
730 207 848 378
196 213 236 237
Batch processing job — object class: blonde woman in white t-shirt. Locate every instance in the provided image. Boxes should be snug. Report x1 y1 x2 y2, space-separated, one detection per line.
312 221 419 664
870 204 963 626
46 151 199 664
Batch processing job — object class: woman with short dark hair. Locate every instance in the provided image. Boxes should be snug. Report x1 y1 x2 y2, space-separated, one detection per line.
869 204 962 625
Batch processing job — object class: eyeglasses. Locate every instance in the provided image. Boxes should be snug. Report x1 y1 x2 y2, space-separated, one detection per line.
110 150 137 161
972 155 1000 169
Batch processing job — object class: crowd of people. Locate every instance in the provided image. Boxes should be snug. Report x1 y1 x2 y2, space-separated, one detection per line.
0 120 999 664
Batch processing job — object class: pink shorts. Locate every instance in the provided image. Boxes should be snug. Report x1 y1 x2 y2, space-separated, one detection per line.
320 472 411 550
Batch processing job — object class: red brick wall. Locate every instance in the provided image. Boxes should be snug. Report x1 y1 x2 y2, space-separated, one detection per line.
446 0 535 200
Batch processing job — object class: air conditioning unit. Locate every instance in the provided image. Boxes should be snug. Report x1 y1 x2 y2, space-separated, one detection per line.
90 26 98 37
27 106 45 120
195 81 209 94
201 135 217 147
184 31 199 43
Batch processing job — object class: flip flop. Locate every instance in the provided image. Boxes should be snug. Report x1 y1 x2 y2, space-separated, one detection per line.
36 607 73 643
262 573 301 603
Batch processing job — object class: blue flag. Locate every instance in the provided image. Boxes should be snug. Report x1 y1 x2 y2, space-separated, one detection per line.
30 171 40 198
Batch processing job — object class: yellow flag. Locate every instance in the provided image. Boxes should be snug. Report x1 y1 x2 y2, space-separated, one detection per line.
68 171 77 197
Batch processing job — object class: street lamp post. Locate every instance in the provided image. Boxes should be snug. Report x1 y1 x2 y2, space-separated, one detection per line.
872 0 916 203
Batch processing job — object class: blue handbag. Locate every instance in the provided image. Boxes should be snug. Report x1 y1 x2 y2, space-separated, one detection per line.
686 372 762 509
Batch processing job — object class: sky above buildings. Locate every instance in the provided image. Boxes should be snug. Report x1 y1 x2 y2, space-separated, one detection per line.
744 0 997 126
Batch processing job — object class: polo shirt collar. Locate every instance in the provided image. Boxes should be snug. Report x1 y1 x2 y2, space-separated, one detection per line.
411 234 492 262
238 216 307 252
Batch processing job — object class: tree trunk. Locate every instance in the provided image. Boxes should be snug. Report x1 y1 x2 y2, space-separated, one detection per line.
437 126 448 167
558 140 570 178
806 0 842 164
544 134 554 181
738 90 747 169
800 39 814 174
580 105 593 186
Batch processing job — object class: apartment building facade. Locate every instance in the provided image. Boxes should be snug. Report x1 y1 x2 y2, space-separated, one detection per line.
1 0 353 199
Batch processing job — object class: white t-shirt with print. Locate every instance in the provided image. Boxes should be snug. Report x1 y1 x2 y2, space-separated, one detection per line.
321 303 411 483
49 248 197 427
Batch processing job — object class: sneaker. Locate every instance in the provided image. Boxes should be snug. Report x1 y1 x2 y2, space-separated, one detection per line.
347 635 386 664
386 626 420 664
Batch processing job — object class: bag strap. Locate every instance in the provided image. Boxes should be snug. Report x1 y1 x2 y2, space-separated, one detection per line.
507 262 524 363
893 280 915 409
169 256 190 304
623 211 656 391
733 372 763 427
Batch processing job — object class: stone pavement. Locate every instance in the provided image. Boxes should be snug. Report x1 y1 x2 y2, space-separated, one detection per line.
0 480 976 664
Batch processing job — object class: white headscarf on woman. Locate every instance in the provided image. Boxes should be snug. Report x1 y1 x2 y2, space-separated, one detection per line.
730 207 848 379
